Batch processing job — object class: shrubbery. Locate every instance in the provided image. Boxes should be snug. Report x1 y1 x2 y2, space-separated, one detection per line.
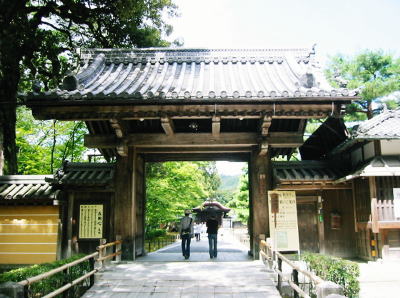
145 228 167 239
0 254 91 297
301 253 360 298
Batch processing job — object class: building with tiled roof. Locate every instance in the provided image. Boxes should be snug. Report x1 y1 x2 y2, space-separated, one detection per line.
23 46 360 261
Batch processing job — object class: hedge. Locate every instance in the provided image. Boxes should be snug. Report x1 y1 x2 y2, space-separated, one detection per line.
0 254 91 297
301 252 360 298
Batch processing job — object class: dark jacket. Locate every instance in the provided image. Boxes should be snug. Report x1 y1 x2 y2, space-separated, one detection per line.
206 219 219 234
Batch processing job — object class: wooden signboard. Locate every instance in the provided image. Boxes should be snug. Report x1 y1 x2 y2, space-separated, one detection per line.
79 204 104 239
268 191 300 252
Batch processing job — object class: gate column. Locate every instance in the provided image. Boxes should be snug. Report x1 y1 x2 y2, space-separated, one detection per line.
249 149 271 258
114 147 145 260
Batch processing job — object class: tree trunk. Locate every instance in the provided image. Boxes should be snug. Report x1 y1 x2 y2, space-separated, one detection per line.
0 104 18 174
0 48 20 174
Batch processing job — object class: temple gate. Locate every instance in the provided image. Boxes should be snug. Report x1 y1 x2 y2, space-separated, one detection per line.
25 47 357 259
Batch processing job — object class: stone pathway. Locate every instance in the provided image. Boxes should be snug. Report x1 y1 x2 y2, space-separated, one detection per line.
358 259 400 298
83 233 281 297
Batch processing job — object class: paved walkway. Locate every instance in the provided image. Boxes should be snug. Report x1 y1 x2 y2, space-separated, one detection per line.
83 232 281 297
358 259 400 298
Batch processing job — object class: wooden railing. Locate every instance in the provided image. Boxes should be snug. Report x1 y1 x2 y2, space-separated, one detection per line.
376 199 396 221
15 238 122 298
259 240 345 298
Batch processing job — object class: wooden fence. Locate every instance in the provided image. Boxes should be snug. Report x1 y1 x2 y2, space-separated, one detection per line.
3 237 123 298
259 240 345 298
376 199 396 221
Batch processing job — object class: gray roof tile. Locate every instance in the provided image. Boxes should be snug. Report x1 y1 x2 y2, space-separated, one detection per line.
51 162 115 186
353 108 400 139
25 48 357 102
0 175 59 201
273 161 347 182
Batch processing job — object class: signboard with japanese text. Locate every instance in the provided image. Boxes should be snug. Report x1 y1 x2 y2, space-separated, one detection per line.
393 188 400 219
268 191 300 252
79 204 104 239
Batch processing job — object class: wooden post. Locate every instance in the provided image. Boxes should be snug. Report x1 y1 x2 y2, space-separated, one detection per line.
66 193 75 258
97 238 106 269
277 257 282 291
114 149 135 260
293 269 299 298
249 149 270 258
115 235 122 262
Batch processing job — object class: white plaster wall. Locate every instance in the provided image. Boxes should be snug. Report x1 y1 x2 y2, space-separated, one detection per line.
363 142 375 160
381 140 400 155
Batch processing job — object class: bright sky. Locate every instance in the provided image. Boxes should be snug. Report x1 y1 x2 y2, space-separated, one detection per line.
168 0 399 175
168 0 400 65
216 161 247 176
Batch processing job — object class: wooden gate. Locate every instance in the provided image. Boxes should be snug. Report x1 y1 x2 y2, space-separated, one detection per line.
297 202 319 253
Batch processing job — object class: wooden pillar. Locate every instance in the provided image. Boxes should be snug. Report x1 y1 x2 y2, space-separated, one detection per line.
66 192 75 258
249 149 270 258
114 148 135 260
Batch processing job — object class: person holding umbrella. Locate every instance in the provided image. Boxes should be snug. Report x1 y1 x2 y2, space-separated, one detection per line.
206 214 219 259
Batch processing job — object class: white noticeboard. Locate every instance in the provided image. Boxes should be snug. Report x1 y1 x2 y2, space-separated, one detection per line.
393 188 400 219
268 191 300 252
79 204 104 239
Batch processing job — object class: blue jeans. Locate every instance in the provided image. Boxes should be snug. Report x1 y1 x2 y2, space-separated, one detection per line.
181 234 191 258
208 234 217 258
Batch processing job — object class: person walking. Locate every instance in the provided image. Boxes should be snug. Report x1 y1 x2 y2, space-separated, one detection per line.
206 215 219 259
179 209 193 259
194 223 201 241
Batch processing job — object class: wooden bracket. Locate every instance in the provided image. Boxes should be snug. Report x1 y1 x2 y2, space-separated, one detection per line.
212 116 221 137
161 116 175 136
110 119 128 138
260 115 272 136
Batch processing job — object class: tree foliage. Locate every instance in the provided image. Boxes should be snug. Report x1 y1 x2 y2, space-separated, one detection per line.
227 167 249 224
145 161 219 230
0 0 178 174
16 106 87 174
326 50 400 120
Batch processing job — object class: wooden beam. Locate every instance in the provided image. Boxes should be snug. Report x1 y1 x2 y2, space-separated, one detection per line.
84 132 304 149
137 147 250 153
212 116 221 137
267 132 304 148
161 116 175 136
109 119 128 138
30 103 345 121
274 183 351 190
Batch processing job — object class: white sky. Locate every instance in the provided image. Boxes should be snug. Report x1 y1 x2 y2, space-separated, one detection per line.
216 161 247 176
168 0 400 65
167 0 400 175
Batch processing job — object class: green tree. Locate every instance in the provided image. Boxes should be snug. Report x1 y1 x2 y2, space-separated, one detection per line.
326 50 400 120
16 106 87 174
227 168 249 224
0 0 178 174
145 162 213 230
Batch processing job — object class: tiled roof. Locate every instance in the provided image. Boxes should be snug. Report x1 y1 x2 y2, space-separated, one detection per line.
336 156 400 182
352 108 400 139
50 162 115 186
273 161 347 182
24 47 357 102
0 175 60 201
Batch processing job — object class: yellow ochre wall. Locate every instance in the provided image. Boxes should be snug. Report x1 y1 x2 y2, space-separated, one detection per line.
0 206 59 264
